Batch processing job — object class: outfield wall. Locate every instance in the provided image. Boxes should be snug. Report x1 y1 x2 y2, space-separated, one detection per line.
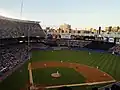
32 46 120 56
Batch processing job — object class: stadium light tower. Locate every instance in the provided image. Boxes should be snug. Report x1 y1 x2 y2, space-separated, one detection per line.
20 0 24 19
20 0 30 60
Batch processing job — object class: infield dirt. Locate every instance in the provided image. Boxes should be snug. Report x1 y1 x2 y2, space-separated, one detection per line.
31 61 114 83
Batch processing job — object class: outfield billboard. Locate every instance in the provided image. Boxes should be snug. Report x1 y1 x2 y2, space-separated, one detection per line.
61 34 71 39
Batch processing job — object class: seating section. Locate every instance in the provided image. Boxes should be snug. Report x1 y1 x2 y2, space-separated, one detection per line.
57 40 92 47
0 44 29 80
108 44 120 54
0 16 46 39
0 16 46 81
99 82 120 90
31 43 49 49
85 41 115 50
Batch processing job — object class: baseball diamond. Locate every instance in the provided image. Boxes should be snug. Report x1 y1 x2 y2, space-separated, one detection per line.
1 49 120 90
28 61 115 89
31 61 114 83
27 50 120 90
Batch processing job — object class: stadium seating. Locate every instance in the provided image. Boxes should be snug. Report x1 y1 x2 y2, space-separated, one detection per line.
111 84 120 90
85 41 115 50
31 43 49 49
104 87 110 90
92 87 98 90
57 40 91 47
58 86 72 90
0 16 46 39
0 16 47 81
98 82 120 90
0 44 29 80
109 44 120 54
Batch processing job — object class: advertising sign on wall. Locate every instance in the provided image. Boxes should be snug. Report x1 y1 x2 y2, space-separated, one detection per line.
61 34 71 39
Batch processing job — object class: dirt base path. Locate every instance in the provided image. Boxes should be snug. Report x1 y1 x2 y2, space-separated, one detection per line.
31 61 115 83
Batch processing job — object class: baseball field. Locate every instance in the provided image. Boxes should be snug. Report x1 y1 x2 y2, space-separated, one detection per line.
0 50 120 90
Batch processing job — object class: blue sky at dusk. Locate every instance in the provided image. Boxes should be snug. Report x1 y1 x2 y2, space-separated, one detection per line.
0 0 120 29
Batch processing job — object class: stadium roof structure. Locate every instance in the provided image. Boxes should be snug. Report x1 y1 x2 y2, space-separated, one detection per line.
0 15 40 24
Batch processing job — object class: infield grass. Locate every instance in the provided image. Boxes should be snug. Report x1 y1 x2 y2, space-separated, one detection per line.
33 67 85 85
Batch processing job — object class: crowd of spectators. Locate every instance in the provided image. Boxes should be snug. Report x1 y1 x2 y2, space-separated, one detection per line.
31 43 49 49
57 40 92 47
0 16 46 81
0 16 46 39
69 40 92 47
0 44 29 81
109 44 120 54
98 82 120 90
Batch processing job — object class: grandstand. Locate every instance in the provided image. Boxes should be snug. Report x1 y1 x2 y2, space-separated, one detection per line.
0 15 46 82
0 15 46 39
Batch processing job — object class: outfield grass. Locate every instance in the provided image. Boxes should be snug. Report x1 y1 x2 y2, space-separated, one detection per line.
0 50 120 90
31 50 120 80
33 67 85 85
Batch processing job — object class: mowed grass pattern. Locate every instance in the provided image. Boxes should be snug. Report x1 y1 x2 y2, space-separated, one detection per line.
0 50 120 90
31 50 120 80
33 67 85 85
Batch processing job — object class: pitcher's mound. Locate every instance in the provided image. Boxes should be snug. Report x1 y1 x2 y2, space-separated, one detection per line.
51 71 61 78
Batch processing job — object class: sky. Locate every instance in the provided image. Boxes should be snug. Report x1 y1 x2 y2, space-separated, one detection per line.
0 0 120 29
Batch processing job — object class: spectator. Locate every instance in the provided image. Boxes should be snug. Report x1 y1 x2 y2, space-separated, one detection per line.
0 44 29 81
109 44 120 54
0 15 46 39
111 84 120 90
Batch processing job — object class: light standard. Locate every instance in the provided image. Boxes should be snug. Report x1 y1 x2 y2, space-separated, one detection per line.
20 0 24 19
